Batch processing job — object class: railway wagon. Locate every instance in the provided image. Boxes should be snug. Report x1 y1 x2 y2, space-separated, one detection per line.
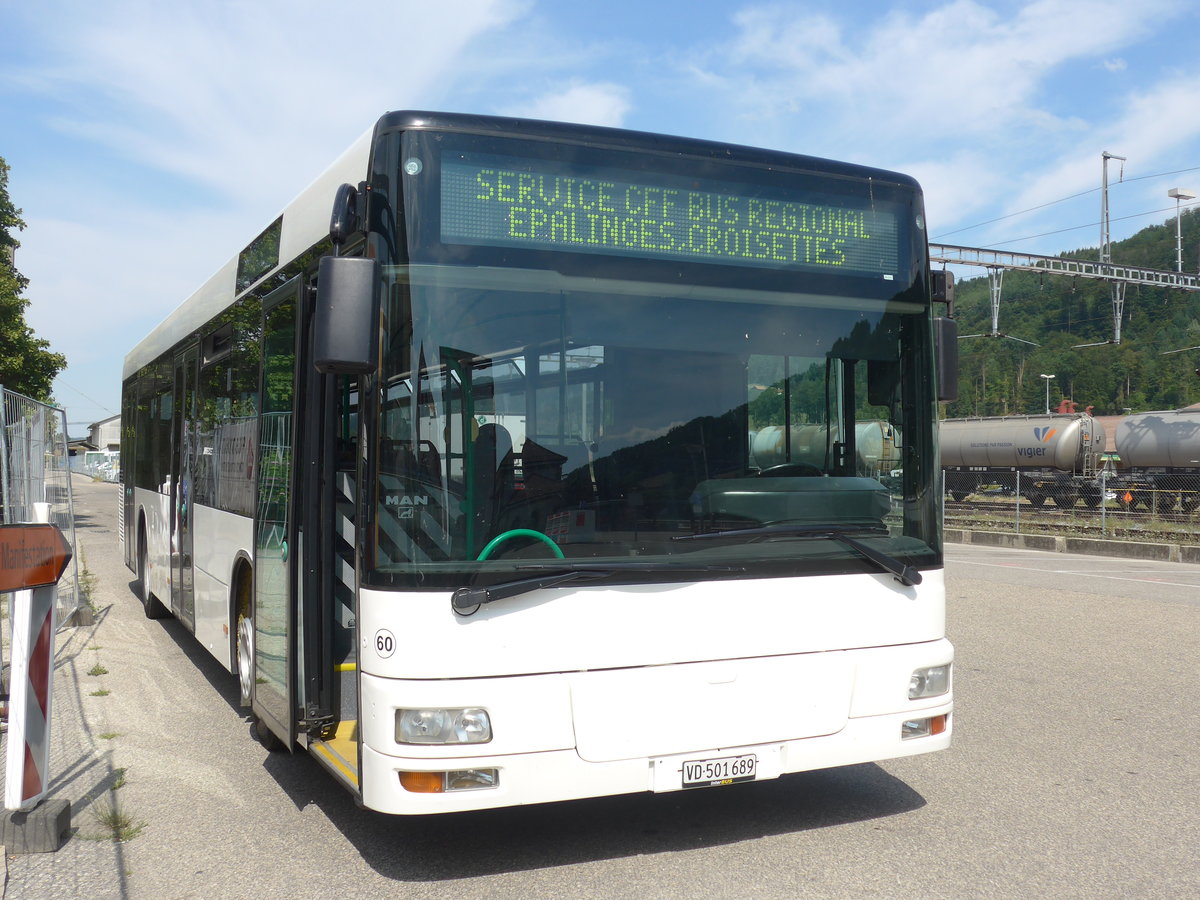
1101 408 1200 512
939 413 1105 507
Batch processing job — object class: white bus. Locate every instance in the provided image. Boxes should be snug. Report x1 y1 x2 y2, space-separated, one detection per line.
121 111 956 815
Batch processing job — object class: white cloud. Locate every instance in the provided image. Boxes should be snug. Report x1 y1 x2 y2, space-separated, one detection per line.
1004 73 1200 227
14 0 533 212
5 0 535 419
507 81 632 127
22 205 248 361
696 0 1184 150
682 0 1199 252
900 150 1006 238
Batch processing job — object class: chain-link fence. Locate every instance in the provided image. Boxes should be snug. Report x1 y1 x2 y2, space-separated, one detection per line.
0 387 81 621
944 469 1200 545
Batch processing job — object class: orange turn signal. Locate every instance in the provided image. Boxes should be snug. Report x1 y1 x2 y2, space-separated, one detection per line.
398 771 444 793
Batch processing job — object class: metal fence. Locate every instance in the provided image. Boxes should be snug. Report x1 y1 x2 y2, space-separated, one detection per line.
943 470 1200 545
0 387 81 621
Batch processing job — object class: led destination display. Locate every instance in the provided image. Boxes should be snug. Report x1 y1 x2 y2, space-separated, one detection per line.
440 153 901 277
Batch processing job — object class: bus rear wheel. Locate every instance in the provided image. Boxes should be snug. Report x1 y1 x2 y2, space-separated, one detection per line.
138 528 168 620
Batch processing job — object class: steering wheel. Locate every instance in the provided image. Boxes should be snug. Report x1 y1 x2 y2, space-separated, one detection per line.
756 463 823 478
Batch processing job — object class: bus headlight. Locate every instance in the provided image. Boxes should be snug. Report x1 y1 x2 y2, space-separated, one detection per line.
908 664 950 700
396 707 492 744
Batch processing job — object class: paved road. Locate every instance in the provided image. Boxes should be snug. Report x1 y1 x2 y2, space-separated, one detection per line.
4 477 1199 898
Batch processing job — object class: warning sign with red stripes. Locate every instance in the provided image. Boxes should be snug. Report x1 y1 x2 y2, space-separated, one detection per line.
2 524 68 811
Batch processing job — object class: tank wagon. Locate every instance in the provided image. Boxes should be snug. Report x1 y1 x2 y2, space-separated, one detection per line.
943 407 1200 512
940 413 1105 507
751 422 902 479
1106 408 1200 512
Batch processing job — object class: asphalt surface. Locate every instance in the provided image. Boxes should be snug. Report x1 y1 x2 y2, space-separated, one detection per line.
2 475 1198 898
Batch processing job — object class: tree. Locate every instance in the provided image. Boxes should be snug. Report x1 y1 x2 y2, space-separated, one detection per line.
0 156 66 401
944 210 1200 416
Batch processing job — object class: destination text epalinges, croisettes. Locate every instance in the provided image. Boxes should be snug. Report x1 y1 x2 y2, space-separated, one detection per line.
442 162 899 274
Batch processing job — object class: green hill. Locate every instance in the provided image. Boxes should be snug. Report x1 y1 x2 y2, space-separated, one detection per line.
943 208 1200 417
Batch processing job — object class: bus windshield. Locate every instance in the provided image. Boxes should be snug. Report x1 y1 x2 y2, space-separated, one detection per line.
364 129 939 588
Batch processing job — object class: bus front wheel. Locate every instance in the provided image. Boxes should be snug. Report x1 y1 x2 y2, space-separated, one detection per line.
234 564 254 708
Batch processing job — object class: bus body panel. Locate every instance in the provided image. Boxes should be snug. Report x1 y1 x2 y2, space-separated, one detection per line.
358 661 952 815
133 485 172 607
191 504 254 669
354 572 951 812
132 493 252 668
355 570 945 680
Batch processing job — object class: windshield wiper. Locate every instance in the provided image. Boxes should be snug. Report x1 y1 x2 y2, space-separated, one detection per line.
451 562 745 613
673 524 922 587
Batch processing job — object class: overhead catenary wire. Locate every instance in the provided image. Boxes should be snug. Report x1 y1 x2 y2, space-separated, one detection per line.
932 163 1200 243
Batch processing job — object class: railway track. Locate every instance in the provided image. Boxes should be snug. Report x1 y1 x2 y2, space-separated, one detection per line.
945 497 1200 541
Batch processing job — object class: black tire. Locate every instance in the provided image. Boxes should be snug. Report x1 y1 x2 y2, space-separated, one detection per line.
138 529 168 620
253 716 287 753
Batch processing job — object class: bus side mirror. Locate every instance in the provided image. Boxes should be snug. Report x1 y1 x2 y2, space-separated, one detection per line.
313 256 379 375
329 182 363 247
934 316 958 403
931 269 955 314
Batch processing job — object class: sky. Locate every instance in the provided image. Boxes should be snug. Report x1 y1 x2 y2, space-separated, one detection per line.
3 0 1200 432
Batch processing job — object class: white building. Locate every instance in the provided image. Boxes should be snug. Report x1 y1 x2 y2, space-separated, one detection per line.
89 414 121 452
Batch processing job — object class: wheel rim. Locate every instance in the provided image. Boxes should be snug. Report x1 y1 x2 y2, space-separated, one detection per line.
237 615 254 705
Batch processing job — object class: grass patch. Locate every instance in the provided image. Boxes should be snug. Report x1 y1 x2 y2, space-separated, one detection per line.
79 549 99 607
87 663 108 677
91 796 145 843
90 688 111 697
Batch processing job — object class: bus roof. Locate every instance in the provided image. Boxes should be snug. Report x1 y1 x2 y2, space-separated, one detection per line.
372 111 920 188
122 126 374 380
124 111 921 381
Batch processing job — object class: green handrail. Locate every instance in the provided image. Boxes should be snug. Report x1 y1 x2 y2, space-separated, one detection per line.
476 529 565 561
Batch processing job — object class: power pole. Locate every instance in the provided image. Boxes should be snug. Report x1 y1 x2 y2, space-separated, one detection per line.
1100 151 1127 343
1100 150 1126 264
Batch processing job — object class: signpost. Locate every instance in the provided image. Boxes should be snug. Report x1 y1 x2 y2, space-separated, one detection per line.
0 523 73 592
2 520 73 851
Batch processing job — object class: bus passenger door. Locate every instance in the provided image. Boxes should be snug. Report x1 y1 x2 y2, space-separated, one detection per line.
253 279 302 748
170 343 198 628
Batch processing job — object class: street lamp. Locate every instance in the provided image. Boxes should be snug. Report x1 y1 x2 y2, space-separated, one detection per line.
1040 373 1056 414
1168 188 1195 273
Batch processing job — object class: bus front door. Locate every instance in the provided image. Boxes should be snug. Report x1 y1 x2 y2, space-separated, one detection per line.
253 279 301 748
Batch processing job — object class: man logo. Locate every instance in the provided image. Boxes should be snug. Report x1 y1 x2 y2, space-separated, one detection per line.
384 493 430 519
